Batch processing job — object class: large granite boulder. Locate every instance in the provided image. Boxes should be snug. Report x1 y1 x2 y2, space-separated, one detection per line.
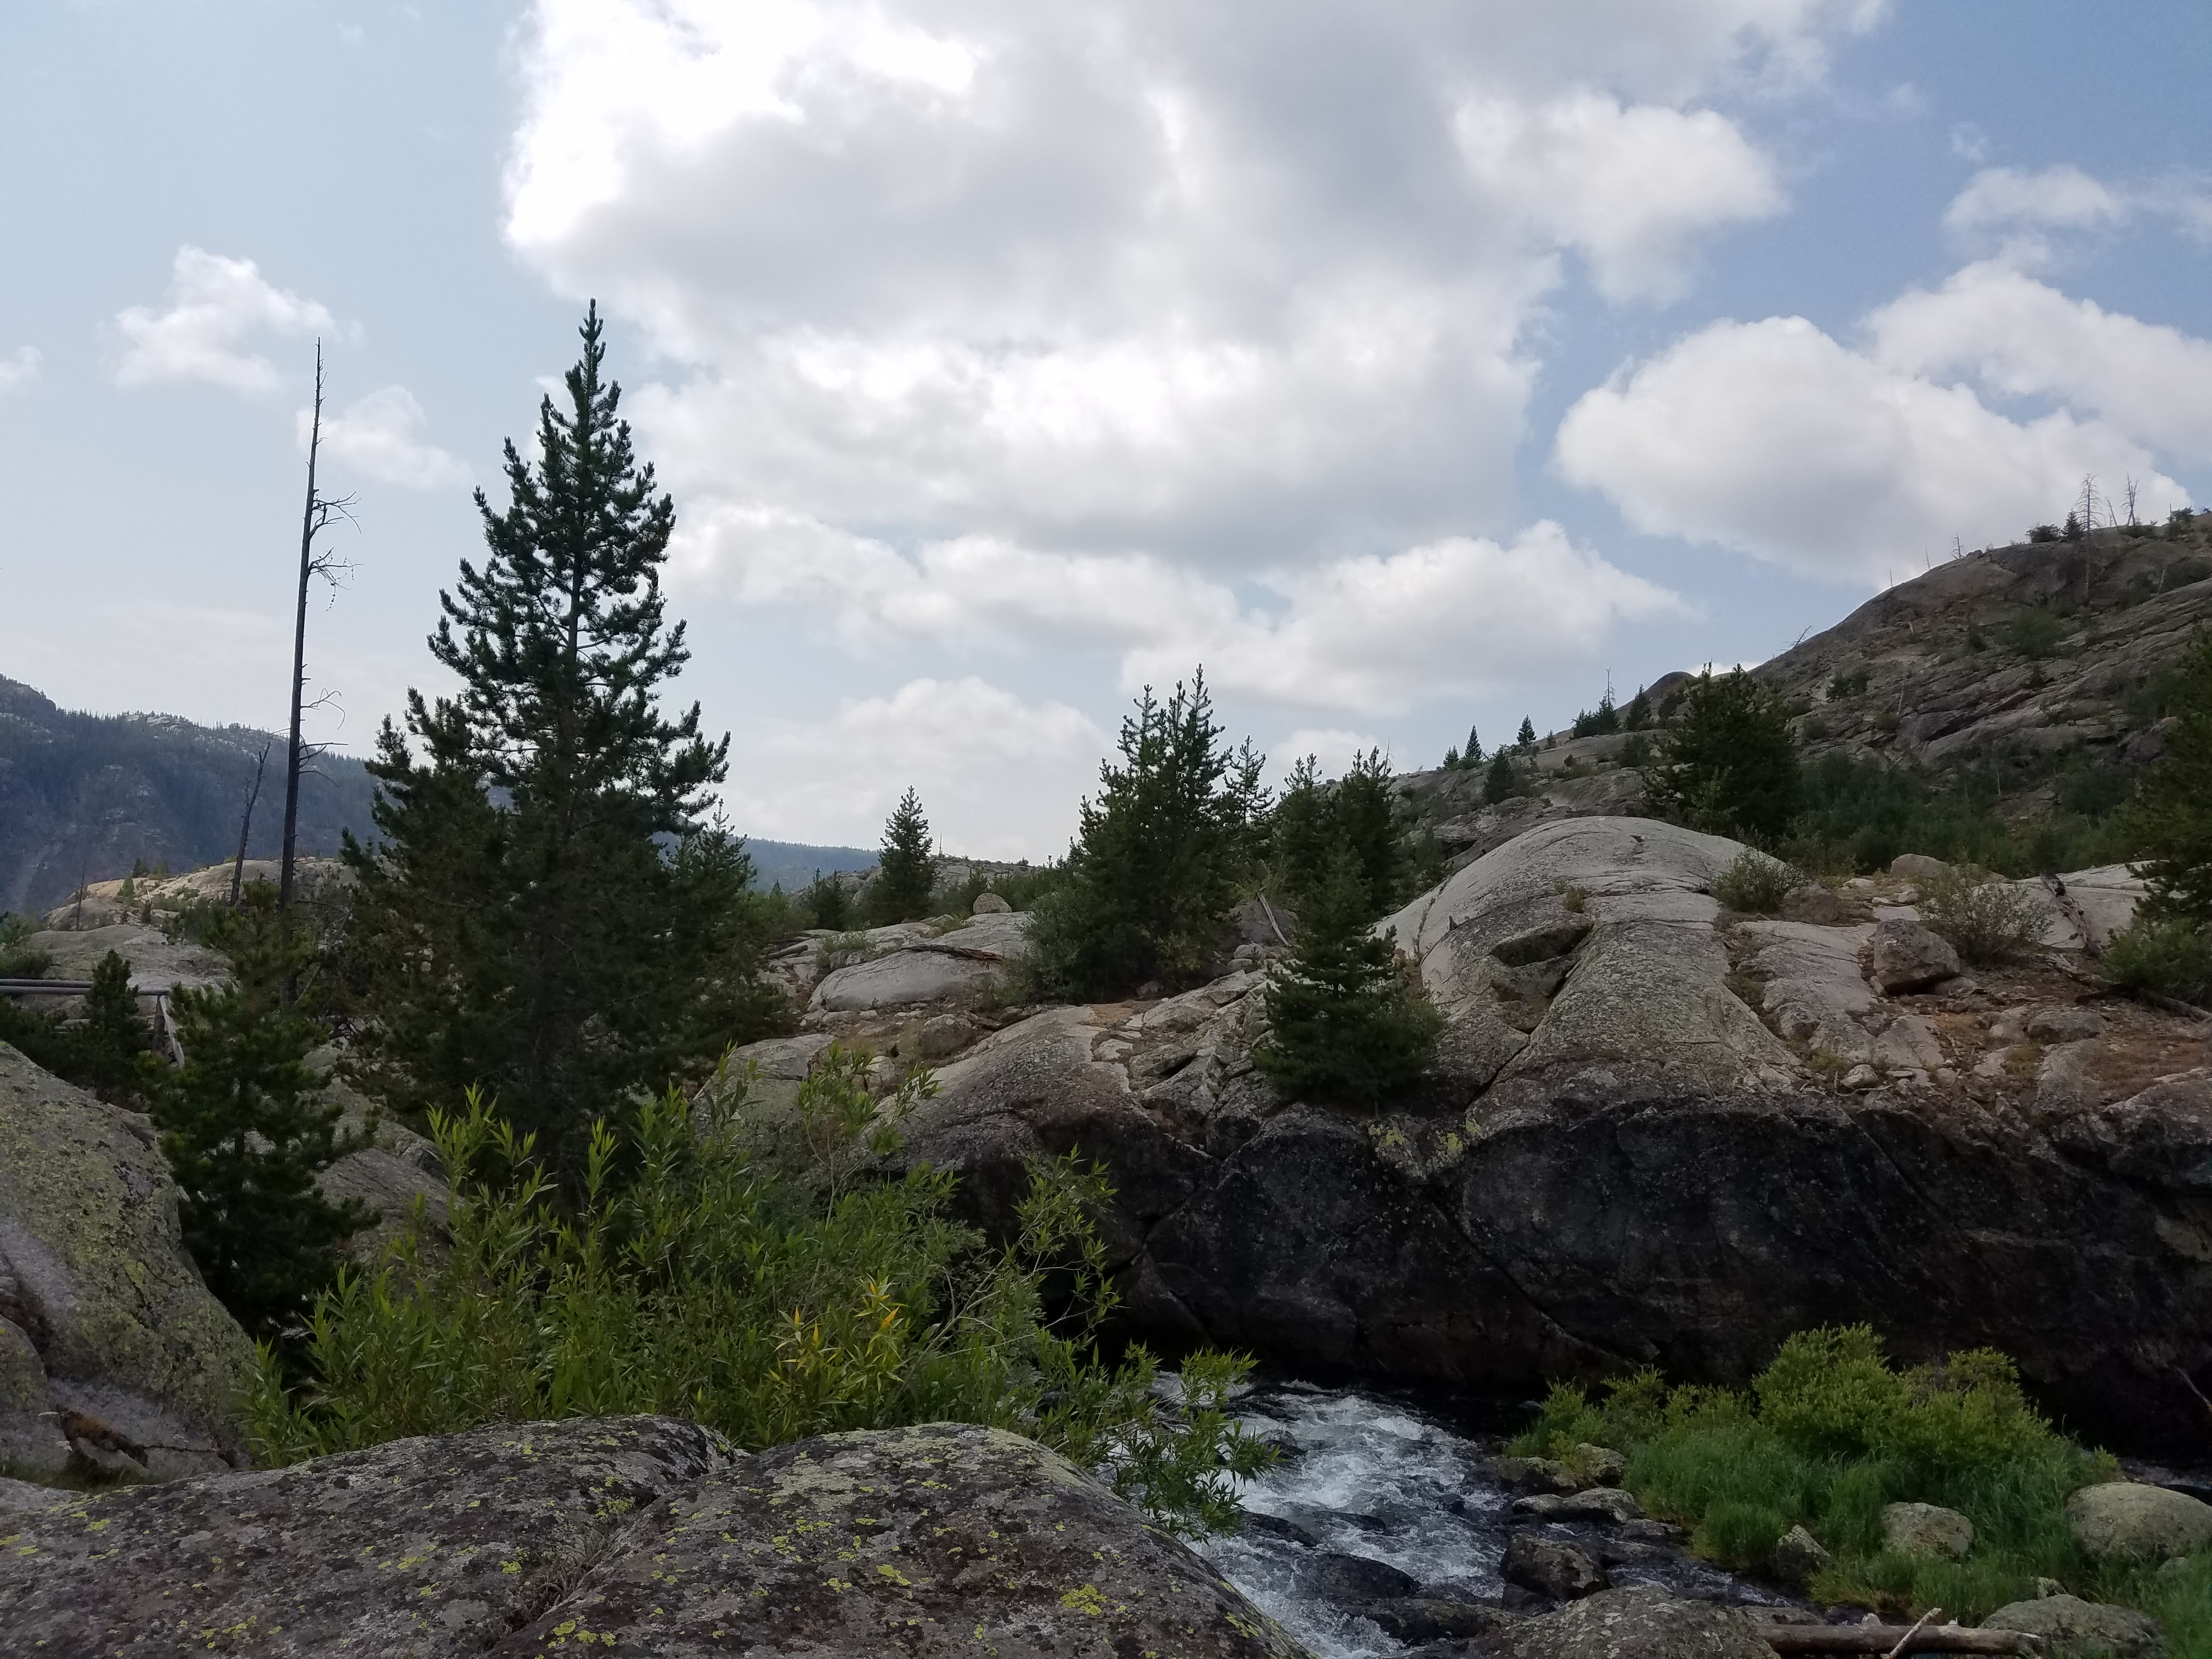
1982 1593 2165 1659
887 816 2212 1450
0 1415 1310 1658
1492 1584 1778 1659
0 1042 254 1481
811 912 1034 1013
2067 1480 2212 1562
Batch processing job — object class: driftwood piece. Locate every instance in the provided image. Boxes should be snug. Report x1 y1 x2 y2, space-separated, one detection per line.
1760 1626 2043 1655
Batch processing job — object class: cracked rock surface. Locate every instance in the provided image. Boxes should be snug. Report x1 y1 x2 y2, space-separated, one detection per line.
0 1415 1307 1659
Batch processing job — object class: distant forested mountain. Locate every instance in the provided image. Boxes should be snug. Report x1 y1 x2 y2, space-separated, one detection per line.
743 838 876 895
0 674 376 916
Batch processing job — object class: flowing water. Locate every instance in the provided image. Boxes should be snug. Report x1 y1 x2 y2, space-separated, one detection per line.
1195 1382 1795 1659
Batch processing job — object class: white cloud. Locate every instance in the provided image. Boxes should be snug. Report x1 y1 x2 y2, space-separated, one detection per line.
499 0 1861 603
1944 164 2212 266
725 676 1107 857
0 346 39 393
675 510 1679 716
109 247 334 392
308 386 472 488
1870 263 2212 465
1453 93 1783 301
1555 313 2188 581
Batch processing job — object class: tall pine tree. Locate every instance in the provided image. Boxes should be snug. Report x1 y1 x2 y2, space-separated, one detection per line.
342 306 779 1176
139 885 372 1341
1026 672 1265 997
2130 630 2212 922
868 788 937 923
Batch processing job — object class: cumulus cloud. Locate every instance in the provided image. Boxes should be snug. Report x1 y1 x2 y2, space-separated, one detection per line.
725 676 1108 857
499 0 1859 598
308 386 472 488
1554 313 2187 581
1870 263 2212 465
1453 93 1782 301
1944 164 2212 266
0 346 39 393
676 511 1678 715
109 247 334 392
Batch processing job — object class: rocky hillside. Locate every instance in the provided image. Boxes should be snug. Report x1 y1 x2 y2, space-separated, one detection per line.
0 675 377 917
1754 521 2212 812
735 817 2211 1455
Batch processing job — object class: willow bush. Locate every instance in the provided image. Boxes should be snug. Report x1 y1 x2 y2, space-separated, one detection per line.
249 1064 1273 1536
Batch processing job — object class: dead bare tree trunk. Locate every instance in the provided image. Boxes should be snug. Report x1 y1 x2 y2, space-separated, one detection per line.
229 741 271 906
278 346 325 916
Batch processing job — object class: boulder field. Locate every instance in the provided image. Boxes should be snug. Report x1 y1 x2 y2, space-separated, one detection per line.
778 817 2212 1451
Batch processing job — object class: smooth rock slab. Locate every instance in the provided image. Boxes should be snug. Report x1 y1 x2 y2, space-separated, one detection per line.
1983 1593 2165 1659
0 1415 1307 1658
2067 1480 2212 1562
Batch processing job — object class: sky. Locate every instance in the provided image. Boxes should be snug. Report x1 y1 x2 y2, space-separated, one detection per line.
3 1 2209 860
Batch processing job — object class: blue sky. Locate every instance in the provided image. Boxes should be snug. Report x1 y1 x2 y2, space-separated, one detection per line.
4 1 2208 857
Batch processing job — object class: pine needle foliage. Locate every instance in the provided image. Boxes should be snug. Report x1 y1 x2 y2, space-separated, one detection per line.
340 307 785 1179
1251 843 1441 1104
247 1076 1276 1537
868 787 936 924
1646 668 1802 843
1023 673 1267 997
138 885 373 1341
2128 630 2212 925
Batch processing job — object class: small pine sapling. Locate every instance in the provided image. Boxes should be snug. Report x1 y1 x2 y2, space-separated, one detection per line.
139 885 374 1342
1251 843 1441 1105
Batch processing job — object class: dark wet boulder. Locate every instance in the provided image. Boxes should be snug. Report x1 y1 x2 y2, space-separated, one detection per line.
0 1414 1310 1657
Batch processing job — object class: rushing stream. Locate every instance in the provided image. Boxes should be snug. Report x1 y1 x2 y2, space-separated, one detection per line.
1195 1382 1795 1659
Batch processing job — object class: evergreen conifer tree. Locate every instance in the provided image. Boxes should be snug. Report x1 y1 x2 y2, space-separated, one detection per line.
1624 687 1651 730
1269 756 1332 911
77 949 149 1099
1464 725 1482 765
1517 716 1537 749
1331 748 1404 918
1442 746 1459 770
1484 748 1518 805
341 306 778 1176
2129 631 2212 922
801 870 851 932
139 885 372 1341
1025 672 1264 996
1250 843 1440 1105
1646 669 1802 843
869 788 937 923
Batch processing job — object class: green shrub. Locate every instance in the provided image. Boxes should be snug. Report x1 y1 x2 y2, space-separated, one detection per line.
2104 916 2212 1008
2003 608 2067 658
248 1079 1273 1536
1713 849 1799 915
1695 1498 1791 1572
1916 868 2051 964
0 913 49 978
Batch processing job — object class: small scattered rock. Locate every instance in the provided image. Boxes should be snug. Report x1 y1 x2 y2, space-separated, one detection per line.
1773 1523 1832 1582
970 891 1012 915
1842 1063 1881 1091
1491 1454 1583 1494
1570 1443 1628 1487
1241 1509 1321 1549
1362 1598 1524 1645
2067 1480 2212 1562
1982 1594 2165 1659
1882 1501 1974 1559
1306 1550 1421 1602
1867 918 1962 995
1502 1533 1610 1601
1512 1487 1645 1525
2027 1005 2106 1042
1891 854 1951 882
906 1012 980 1063
1781 884 1844 924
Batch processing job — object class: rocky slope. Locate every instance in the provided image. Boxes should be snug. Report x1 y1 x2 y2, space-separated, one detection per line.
743 816 2212 1454
0 676 376 917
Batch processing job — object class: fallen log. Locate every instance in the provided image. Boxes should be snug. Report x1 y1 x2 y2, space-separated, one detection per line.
1759 1626 2043 1655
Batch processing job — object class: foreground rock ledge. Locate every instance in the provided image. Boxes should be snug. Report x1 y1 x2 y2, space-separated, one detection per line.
0 1415 1308 1658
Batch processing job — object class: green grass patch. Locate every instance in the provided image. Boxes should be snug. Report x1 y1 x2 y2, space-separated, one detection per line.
1508 1326 2204 1645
